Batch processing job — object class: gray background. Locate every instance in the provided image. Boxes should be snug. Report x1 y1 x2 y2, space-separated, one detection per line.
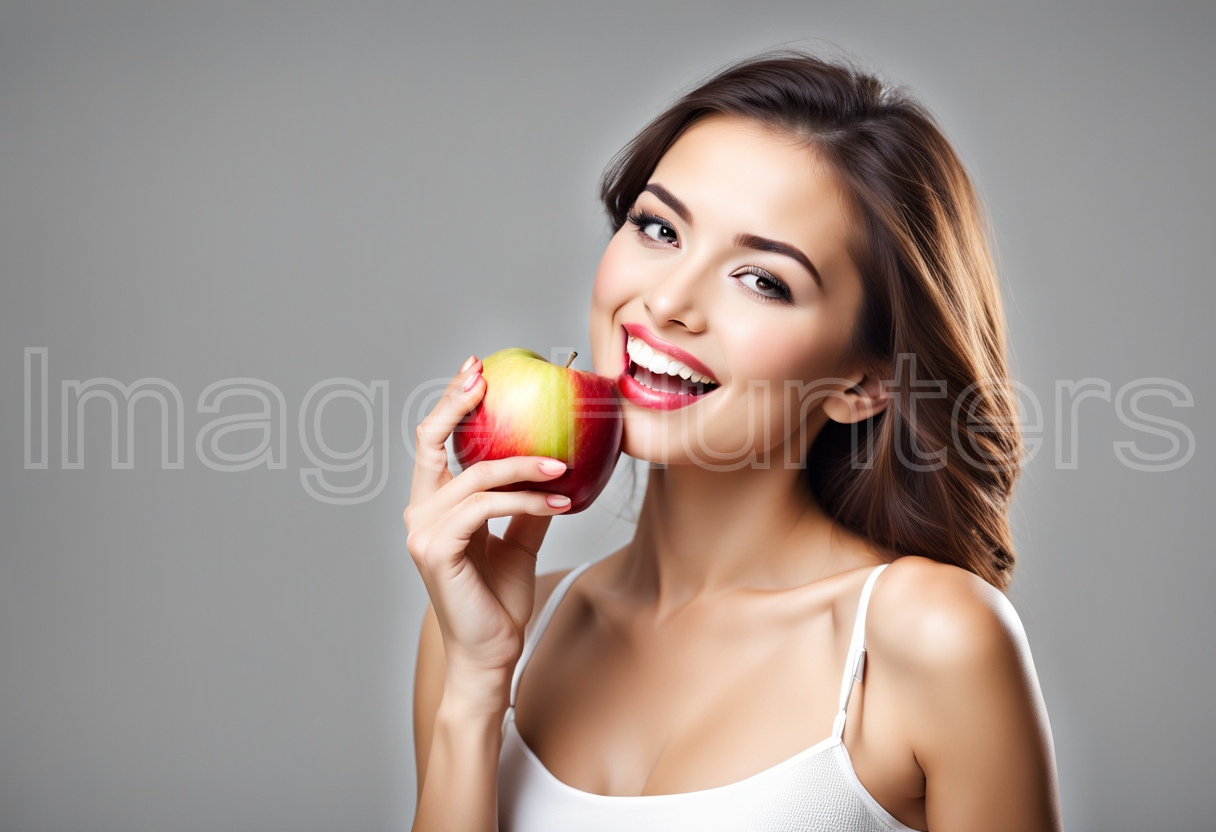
2 2 1212 830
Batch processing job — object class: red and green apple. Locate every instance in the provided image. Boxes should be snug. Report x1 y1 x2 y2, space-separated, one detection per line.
451 348 624 514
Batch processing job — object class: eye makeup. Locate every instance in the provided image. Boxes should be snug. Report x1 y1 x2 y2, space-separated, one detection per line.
624 207 795 304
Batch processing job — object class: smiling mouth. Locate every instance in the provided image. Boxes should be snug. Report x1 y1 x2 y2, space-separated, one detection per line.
627 359 719 396
622 330 720 398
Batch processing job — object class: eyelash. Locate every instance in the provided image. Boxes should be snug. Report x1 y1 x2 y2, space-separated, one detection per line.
624 208 794 304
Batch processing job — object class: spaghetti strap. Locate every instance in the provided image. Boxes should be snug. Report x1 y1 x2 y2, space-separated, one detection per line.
508 561 595 710
831 563 890 740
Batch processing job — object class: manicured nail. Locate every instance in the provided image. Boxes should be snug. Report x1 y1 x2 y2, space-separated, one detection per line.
460 355 477 372
463 370 481 392
546 494 571 508
538 459 566 476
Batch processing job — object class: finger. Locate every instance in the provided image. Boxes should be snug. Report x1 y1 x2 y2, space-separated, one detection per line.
502 513 555 559
469 519 490 557
428 490 572 565
410 357 484 503
432 456 568 516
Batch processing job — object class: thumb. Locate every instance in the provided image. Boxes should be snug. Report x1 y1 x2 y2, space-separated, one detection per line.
502 513 554 559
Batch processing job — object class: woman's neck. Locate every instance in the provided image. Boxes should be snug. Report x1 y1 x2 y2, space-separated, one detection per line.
617 459 861 608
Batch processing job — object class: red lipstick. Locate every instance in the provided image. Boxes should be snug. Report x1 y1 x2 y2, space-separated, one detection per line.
616 324 720 411
621 322 717 382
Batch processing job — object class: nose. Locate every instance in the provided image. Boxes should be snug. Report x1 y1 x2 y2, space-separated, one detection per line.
643 260 708 333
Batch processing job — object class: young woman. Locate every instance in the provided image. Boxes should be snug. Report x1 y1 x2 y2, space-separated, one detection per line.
404 49 1062 832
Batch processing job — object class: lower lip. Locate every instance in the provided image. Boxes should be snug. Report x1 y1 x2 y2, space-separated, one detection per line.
616 329 717 411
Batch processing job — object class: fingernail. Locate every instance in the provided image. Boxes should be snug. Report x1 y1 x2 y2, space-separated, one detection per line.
463 370 481 392
538 459 566 475
546 494 571 508
460 355 477 372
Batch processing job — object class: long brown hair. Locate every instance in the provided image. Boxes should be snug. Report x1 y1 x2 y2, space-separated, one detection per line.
599 47 1022 590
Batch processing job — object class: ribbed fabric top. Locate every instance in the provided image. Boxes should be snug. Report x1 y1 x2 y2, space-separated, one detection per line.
497 561 922 832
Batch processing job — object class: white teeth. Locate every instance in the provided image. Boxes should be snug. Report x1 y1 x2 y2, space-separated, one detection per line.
626 337 649 364
627 335 716 386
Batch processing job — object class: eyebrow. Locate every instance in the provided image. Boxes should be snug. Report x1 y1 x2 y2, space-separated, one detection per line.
641 182 824 289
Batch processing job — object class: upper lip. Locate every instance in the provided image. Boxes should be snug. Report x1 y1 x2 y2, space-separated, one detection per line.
622 322 719 383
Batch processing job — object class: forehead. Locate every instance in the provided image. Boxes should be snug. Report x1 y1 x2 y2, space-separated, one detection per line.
646 113 855 262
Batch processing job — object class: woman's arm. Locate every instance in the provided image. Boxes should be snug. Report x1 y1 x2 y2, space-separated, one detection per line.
411 601 512 832
413 604 444 797
412 571 571 830
871 557 1063 832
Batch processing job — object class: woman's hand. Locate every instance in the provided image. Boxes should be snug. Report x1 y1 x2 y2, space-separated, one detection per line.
404 355 572 702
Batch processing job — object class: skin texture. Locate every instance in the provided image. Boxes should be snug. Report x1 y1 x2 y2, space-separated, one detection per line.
408 113 1062 831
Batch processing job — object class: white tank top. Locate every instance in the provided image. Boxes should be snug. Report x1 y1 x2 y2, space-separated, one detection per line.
498 561 922 832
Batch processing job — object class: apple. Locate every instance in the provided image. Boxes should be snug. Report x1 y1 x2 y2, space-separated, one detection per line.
451 348 624 514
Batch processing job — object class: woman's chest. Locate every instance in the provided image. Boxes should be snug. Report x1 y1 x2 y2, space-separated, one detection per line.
513 599 856 797
505 571 928 830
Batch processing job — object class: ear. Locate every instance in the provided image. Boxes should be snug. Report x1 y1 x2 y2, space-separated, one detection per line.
821 367 891 425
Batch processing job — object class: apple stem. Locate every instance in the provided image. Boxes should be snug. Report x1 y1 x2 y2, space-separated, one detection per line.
564 351 578 369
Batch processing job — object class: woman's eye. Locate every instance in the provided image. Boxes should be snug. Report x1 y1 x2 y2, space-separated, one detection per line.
626 209 678 245
734 267 792 302
624 208 792 303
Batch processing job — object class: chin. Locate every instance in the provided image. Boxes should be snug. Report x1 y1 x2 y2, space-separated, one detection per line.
617 412 725 469
617 411 692 466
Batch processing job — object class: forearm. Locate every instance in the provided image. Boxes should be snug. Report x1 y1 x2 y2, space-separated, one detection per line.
413 676 511 832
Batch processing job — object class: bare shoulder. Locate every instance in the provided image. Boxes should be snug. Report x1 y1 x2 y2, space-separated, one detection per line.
863 557 1061 829
866 555 1029 675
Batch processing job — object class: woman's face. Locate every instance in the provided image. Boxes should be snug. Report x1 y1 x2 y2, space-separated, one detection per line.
589 113 872 468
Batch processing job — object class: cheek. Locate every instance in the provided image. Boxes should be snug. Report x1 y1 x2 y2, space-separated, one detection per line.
590 232 640 311
726 317 852 430
589 232 641 375
729 325 837 388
